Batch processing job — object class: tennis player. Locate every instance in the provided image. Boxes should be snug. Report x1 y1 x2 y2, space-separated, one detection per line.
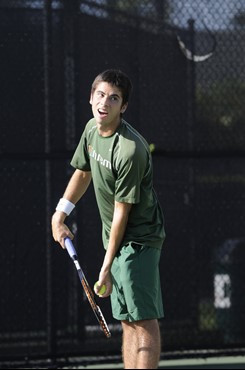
51 69 166 369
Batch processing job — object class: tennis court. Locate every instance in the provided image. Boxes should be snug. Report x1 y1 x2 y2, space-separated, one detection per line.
1 0 245 368
1 353 245 369
75 356 245 369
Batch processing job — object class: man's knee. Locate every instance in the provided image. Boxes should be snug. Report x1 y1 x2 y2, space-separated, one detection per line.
134 319 159 330
121 319 160 335
121 320 136 335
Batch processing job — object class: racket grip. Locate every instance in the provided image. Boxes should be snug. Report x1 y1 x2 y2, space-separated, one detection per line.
64 237 77 258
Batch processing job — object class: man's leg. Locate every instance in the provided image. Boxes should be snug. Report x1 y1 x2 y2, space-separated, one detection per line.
121 321 137 369
122 319 161 369
134 319 161 369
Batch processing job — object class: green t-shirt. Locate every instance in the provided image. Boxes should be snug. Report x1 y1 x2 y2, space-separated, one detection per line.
71 118 165 249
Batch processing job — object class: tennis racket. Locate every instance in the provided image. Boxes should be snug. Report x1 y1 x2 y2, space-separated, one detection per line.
64 237 111 339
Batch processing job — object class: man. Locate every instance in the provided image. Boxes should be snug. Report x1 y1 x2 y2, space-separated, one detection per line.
52 69 165 369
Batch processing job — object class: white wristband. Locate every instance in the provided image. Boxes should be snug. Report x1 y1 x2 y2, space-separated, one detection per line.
55 198 75 216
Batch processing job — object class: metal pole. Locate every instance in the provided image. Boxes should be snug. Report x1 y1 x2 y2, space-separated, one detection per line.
187 18 198 326
63 0 78 151
63 0 80 336
187 18 196 151
43 0 56 359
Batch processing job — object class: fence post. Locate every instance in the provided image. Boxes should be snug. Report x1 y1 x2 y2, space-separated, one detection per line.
62 0 85 339
43 0 56 360
187 18 198 328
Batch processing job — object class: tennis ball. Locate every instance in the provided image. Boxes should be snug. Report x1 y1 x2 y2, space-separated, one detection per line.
149 143 155 153
94 281 106 296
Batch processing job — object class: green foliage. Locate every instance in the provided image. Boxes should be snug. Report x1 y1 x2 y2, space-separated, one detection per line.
196 80 245 150
106 0 172 22
233 10 245 28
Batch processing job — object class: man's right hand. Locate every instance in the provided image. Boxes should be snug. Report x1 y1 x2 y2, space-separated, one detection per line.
51 211 74 249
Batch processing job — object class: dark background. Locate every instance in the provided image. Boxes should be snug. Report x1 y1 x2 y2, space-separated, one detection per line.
0 0 245 365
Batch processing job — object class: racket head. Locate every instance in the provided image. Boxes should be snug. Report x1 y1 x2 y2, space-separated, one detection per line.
65 237 111 338
81 277 111 338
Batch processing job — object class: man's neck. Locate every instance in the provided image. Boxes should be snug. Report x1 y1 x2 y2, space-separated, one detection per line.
97 118 121 137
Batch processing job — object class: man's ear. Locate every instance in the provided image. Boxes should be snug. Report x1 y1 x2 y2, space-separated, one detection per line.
121 103 128 114
89 93 93 105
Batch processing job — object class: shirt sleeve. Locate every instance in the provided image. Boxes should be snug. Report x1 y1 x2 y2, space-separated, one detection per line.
114 144 147 204
70 126 91 171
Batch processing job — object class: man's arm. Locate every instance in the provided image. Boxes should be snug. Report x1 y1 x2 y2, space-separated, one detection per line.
96 200 132 297
51 169 92 248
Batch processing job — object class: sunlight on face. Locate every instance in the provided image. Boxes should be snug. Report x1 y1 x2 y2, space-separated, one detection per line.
90 82 127 132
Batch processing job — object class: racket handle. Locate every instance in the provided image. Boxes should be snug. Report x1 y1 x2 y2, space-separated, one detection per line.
64 237 77 258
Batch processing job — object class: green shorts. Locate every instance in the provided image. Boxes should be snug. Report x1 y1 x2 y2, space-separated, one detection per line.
110 242 164 322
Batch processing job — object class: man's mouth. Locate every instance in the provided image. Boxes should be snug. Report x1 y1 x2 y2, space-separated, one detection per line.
98 109 108 117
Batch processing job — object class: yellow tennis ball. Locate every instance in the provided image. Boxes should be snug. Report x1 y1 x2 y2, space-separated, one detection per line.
94 281 106 295
149 143 155 153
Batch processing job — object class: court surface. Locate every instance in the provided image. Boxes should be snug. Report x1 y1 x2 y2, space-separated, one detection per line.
1 354 245 369
57 355 245 369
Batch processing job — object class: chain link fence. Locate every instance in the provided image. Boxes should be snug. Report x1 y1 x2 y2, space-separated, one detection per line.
0 0 245 366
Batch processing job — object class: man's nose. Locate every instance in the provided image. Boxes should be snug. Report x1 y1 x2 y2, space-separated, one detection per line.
101 95 109 106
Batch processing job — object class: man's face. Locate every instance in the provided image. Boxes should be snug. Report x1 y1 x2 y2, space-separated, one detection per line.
90 82 127 128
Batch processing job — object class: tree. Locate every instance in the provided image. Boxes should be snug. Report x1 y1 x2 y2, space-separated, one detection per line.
106 0 171 23
196 80 245 150
233 10 245 28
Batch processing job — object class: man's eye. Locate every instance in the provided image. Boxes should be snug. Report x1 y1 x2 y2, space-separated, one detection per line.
110 96 118 102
